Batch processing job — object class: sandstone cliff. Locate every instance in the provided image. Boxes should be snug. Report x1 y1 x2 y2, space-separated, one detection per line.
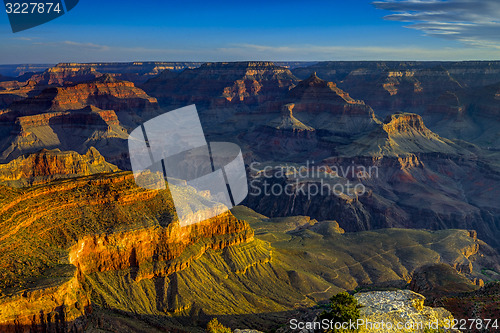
283 73 379 135
0 170 253 332
245 111 499 249
0 76 161 168
292 61 500 149
0 147 118 187
338 112 465 157
8 74 159 116
28 66 102 86
142 61 299 109
0 161 494 332
44 62 203 84
0 105 130 168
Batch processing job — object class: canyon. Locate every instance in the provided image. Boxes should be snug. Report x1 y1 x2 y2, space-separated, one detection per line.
0 61 499 332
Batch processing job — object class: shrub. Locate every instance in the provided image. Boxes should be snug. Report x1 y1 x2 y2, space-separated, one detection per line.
207 318 232 333
318 292 362 332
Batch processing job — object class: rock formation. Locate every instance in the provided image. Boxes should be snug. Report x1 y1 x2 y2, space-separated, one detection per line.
245 103 500 250
243 73 379 161
142 61 299 109
28 66 102 86
0 169 253 332
292 61 500 149
0 162 494 332
8 74 159 116
0 147 118 187
283 73 379 134
339 112 465 157
0 105 130 168
272 104 315 132
0 76 161 168
355 290 455 332
0 80 41 108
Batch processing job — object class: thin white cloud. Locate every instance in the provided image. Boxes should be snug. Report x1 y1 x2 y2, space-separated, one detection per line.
373 0 500 48
62 41 110 51
2 39 498 63
31 40 111 51
12 37 36 41
219 43 499 60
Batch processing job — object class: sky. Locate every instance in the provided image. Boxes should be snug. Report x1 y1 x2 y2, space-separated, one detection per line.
1 0 500 63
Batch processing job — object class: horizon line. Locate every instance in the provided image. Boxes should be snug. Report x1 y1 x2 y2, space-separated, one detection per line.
3 59 500 66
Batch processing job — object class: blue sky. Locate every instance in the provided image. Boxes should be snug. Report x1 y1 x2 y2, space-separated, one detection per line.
1 0 500 63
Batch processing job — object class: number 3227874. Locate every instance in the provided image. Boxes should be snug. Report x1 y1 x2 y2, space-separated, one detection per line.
5 2 62 14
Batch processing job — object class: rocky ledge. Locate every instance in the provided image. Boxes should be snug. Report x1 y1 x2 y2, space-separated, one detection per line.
355 290 456 332
0 148 119 187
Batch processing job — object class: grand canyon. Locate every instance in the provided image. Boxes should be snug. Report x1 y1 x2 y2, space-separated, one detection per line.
0 61 499 332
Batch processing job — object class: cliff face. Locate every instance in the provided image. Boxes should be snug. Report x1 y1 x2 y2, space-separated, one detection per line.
0 152 497 332
142 61 299 108
338 112 465 157
245 104 317 158
292 62 465 116
9 74 159 116
271 104 315 132
0 167 254 332
44 62 204 84
0 270 90 333
425 81 500 148
0 147 119 187
0 105 130 168
292 61 500 149
289 72 358 103
383 113 429 135
0 80 41 108
0 93 25 109
12 62 205 87
69 212 252 277
247 158 500 247
0 76 160 168
339 67 462 117
28 66 102 86
246 112 500 249
284 73 379 134
242 74 380 161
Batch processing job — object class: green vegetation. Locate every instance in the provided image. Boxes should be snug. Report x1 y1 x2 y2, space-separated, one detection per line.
206 318 232 333
231 206 489 301
318 292 361 332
